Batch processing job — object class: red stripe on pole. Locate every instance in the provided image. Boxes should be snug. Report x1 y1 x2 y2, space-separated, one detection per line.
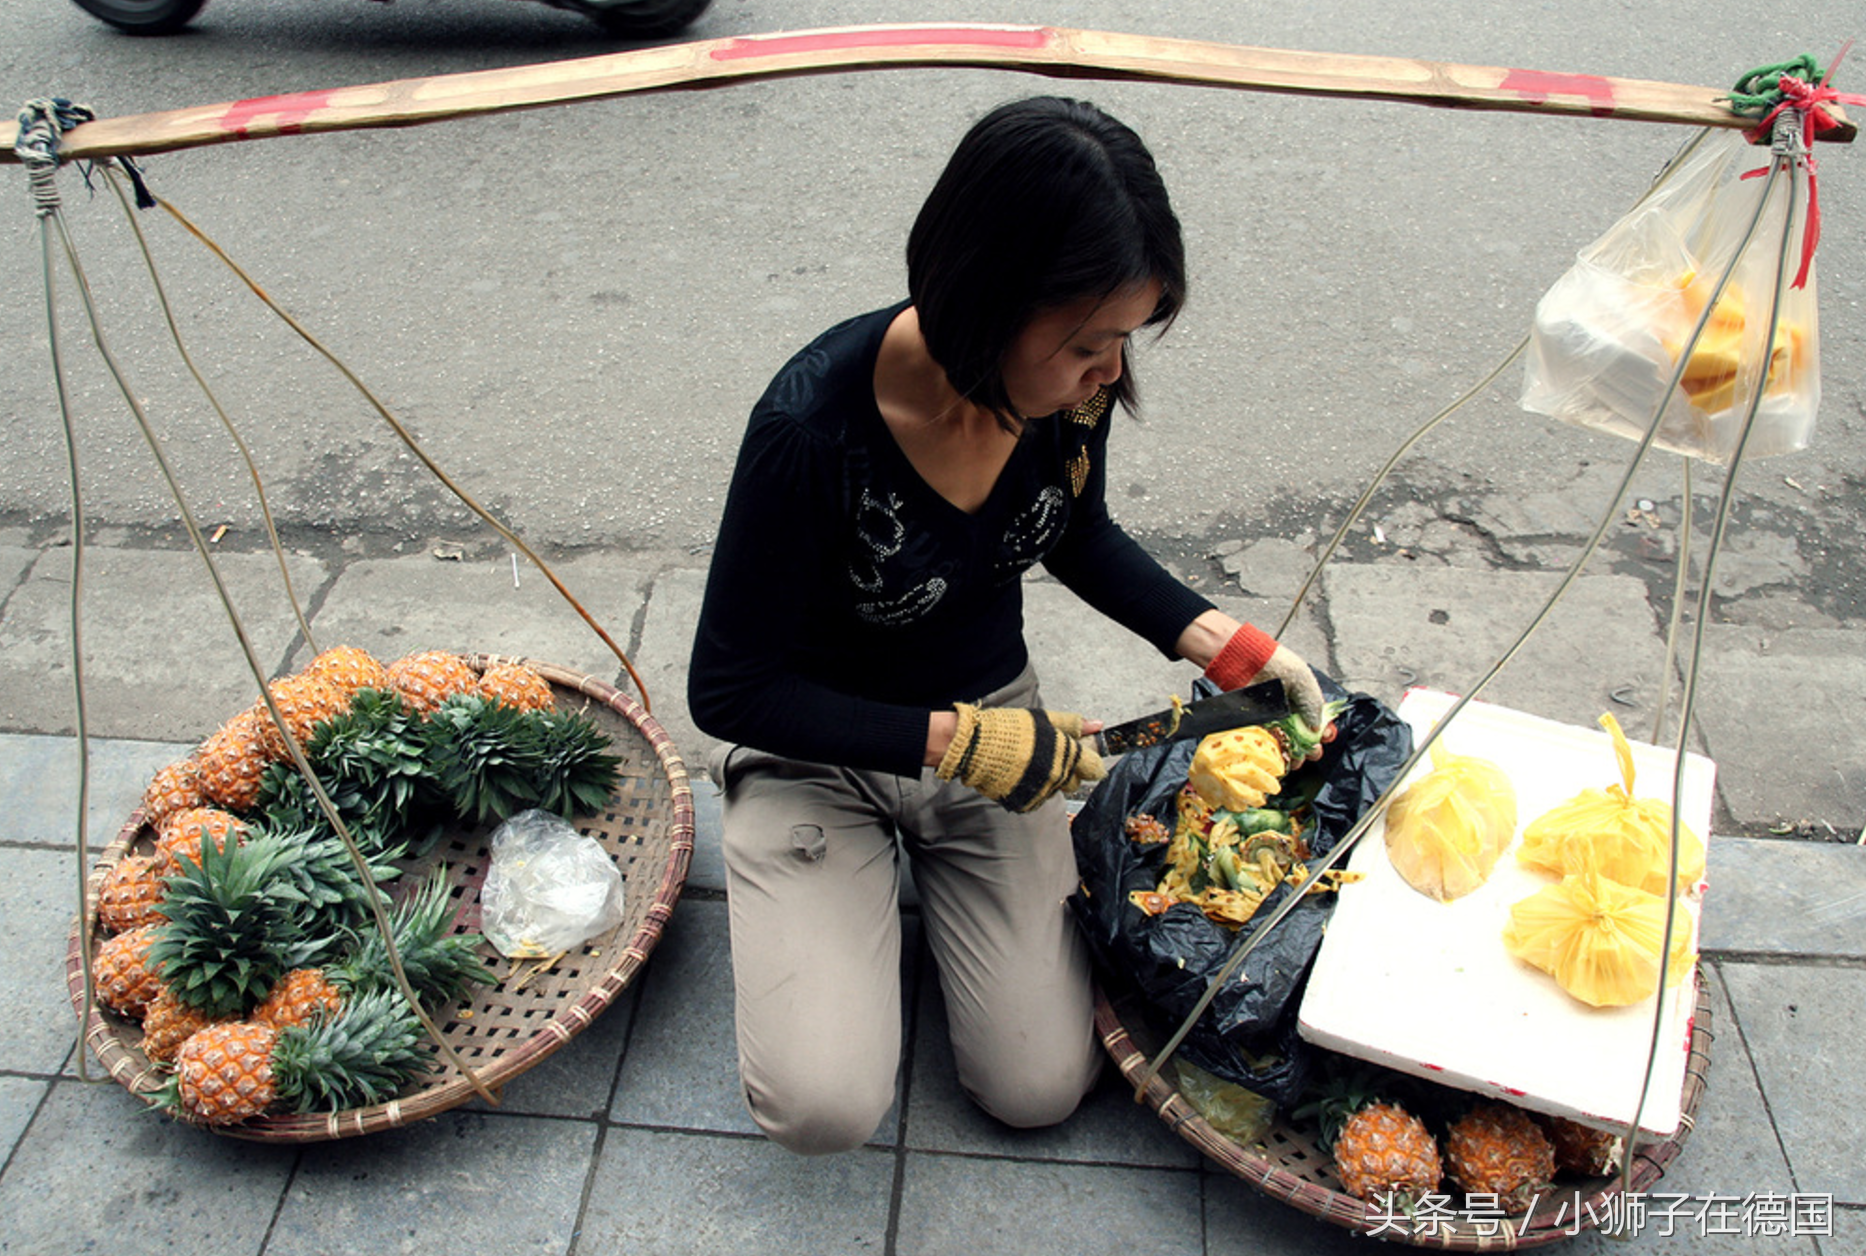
216 89 342 136
1497 69 1618 117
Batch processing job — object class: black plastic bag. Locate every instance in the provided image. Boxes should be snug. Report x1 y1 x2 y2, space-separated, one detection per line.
1069 672 1412 1107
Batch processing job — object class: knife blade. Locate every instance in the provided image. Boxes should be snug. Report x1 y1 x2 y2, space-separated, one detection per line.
1092 680 1290 757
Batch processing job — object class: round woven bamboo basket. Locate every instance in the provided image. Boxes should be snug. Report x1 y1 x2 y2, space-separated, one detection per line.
66 655 694 1142
1095 973 1712 1249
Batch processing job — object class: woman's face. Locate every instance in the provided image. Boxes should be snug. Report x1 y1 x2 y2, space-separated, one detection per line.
1000 280 1163 419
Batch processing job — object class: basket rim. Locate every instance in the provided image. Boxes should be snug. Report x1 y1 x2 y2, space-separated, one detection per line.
1094 972 1712 1251
66 655 694 1142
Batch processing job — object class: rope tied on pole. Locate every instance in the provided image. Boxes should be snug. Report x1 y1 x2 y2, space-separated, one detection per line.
1726 45 1865 287
13 97 94 217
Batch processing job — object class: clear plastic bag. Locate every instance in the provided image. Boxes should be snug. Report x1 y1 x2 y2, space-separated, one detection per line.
1521 130 1819 463
1173 1057 1275 1145
480 809 626 958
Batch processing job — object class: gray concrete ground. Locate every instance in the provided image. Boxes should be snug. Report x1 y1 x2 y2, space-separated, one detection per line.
0 538 1862 1254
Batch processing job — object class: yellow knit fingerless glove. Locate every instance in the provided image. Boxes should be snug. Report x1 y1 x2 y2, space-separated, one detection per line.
936 704 1106 813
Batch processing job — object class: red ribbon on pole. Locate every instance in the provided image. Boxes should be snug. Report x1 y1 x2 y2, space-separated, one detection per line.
1741 48 1866 288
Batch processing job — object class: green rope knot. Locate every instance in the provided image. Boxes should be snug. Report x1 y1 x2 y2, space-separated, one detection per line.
1724 54 1824 116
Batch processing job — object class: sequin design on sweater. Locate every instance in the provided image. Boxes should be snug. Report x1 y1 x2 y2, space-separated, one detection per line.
849 488 950 626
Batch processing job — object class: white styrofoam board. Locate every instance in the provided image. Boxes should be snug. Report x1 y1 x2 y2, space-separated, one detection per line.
1297 688 1714 1138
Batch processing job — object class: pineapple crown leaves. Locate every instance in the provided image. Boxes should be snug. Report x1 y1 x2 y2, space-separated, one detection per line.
528 708 622 819
422 695 547 826
333 863 495 1007
249 820 405 936
256 687 441 853
272 986 432 1114
147 832 334 1017
1291 1054 1439 1153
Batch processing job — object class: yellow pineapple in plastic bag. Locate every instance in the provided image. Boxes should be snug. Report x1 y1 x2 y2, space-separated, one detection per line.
1383 743 1517 902
1517 713 1704 895
1502 870 1695 1008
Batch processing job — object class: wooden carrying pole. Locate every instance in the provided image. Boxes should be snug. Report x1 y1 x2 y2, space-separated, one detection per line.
2 23 1855 163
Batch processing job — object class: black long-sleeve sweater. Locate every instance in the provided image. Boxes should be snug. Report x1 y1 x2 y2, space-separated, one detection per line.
687 303 1214 776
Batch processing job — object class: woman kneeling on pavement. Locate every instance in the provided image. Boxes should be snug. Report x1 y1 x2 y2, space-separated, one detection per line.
688 95 1330 1154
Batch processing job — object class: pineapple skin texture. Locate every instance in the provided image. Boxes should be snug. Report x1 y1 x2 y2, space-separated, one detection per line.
175 1021 280 1125
1332 1102 1443 1203
1444 1103 1556 1205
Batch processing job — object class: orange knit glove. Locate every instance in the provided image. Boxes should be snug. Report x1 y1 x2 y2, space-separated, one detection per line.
1204 624 1328 738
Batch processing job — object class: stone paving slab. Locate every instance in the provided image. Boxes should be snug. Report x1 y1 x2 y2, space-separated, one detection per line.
580 1127 896 1255
1692 625 1866 834
269 1109 594 1256
292 552 653 686
1701 838 1866 961
608 900 765 1138
611 898 916 1147
0 1075 46 1169
1323 562 1672 733
894 1153 1203 1256
0 546 329 740
0 1076 297 1254
631 564 708 774
0 731 190 848
4 847 90 1075
0 545 39 601
903 961 1199 1170
1715 962 1866 1206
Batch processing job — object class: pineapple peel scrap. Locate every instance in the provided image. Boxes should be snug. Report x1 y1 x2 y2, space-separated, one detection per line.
1383 742 1517 902
1517 713 1704 896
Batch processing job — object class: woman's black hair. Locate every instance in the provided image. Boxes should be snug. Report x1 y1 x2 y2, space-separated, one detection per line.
907 96 1186 428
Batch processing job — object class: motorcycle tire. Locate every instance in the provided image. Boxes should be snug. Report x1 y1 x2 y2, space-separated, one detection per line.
69 0 207 34
572 0 710 38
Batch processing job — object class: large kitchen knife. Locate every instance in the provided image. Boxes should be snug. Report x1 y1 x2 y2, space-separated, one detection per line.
1092 680 1290 757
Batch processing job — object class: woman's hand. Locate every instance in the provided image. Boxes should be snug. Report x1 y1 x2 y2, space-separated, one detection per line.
1180 612 1331 751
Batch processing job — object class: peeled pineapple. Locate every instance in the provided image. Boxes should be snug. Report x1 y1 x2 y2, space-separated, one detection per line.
1188 726 1285 813
1384 743 1517 902
1517 713 1704 896
1502 870 1696 1008
1663 273 1808 414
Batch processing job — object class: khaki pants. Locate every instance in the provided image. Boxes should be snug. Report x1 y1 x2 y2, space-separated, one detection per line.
707 666 1101 1155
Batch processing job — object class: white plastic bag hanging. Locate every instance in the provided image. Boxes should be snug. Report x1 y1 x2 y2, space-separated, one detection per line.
480 809 625 958
1521 129 1820 463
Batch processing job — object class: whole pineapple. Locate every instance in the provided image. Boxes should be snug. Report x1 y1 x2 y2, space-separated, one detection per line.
302 644 392 702
252 671 348 761
1331 1102 1444 1205
139 983 229 1064
387 650 479 716
142 757 206 830
195 709 272 812
1541 1114 1622 1178
164 987 430 1124
1295 1061 1443 1206
153 807 248 872
96 853 169 933
92 922 165 1017
1443 1102 1557 1210
476 661 556 712
255 687 439 858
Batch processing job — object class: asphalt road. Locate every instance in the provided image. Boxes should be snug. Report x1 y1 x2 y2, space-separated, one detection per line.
2 0 1862 615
